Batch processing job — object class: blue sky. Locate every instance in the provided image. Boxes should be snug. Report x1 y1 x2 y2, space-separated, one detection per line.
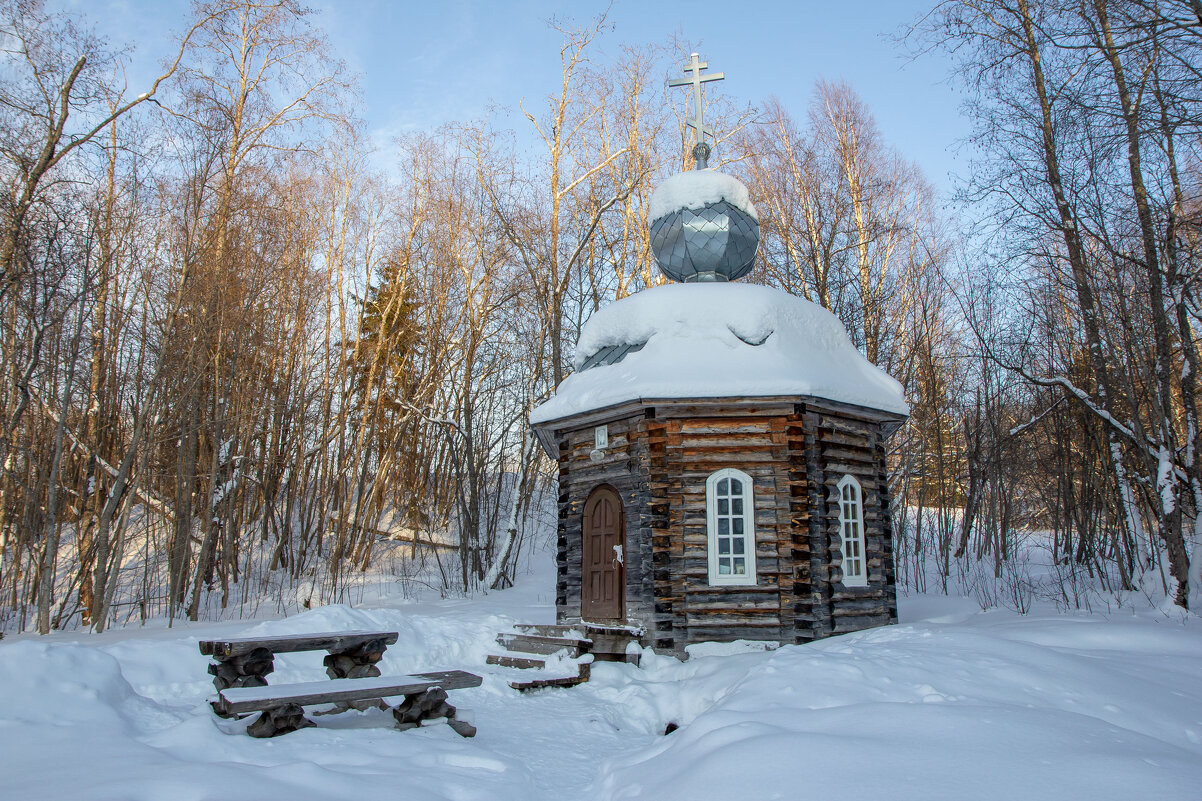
91 0 970 197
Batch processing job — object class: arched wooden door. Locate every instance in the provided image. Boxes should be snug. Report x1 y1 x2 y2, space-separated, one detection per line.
582 485 625 622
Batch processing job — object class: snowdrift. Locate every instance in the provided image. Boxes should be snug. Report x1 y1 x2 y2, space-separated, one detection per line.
1 577 1198 801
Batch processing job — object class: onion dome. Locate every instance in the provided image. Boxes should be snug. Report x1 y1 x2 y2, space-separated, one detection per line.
649 158 760 283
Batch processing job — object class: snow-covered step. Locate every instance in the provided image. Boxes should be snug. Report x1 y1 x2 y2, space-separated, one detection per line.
580 622 646 637
590 637 642 666
486 653 546 670
495 631 590 657
508 658 592 693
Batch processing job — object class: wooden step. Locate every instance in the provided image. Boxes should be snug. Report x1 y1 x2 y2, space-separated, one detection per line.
587 633 637 653
496 632 590 657
580 629 643 666
591 650 641 667
486 653 546 670
509 661 591 692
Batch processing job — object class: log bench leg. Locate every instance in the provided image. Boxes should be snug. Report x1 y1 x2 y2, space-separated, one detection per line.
246 704 316 738
208 648 275 717
323 638 387 679
391 688 476 738
323 638 390 712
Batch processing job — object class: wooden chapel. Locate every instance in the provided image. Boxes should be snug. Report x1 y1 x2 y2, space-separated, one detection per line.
527 56 909 659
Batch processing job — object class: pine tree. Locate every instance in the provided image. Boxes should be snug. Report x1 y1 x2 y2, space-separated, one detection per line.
349 255 422 418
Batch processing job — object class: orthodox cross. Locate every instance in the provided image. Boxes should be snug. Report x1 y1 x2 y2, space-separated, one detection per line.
669 52 724 167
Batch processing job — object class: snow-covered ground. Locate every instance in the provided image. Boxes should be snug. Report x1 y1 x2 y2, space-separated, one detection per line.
2 555 1198 801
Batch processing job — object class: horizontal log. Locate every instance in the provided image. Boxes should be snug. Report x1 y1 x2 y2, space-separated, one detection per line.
686 596 781 611
677 434 777 449
815 429 873 448
819 461 883 479
685 615 783 630
670 447 781 463
818 446 878 465
816 413 879 432
199 631 399 658
832 614 892 632
684 624 783 638
676 421 777 435
655 403 796 419
831 598 891 614
686 585 782 598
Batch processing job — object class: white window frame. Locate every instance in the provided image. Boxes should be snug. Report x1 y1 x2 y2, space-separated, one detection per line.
837 474 867 587
706 468 757 586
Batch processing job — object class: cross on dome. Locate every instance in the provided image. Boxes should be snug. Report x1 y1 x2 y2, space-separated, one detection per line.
652 54 757 283
668 52 724 168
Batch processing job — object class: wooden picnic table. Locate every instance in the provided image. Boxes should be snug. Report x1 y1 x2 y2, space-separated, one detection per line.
199 630 482 738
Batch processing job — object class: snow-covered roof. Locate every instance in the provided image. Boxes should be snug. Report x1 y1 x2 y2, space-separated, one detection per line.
649 169 759 223
530 283 909 425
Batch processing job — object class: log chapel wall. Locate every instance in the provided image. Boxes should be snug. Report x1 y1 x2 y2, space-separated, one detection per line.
551 398 899 657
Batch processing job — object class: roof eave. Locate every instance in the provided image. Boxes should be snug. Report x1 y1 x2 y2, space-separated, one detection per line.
530 394 909 458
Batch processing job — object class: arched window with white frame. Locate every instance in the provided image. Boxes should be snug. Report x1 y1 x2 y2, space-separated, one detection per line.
706 468 757 586
837 474 867 587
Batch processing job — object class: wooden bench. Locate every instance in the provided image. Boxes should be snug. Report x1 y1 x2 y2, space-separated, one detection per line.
199 630 400 690
215 670 483 738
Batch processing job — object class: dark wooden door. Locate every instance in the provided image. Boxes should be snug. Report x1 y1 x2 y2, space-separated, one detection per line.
582 485 624 622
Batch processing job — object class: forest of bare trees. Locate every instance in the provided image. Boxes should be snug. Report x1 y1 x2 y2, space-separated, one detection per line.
0 0 1198 635
906 0 1202 610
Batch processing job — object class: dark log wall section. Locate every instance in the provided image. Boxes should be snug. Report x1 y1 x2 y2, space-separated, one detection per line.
556 410 655 627
553 399 898 656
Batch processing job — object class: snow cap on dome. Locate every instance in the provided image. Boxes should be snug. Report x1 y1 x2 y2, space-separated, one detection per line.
649 169 759 223
529 282 909 424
